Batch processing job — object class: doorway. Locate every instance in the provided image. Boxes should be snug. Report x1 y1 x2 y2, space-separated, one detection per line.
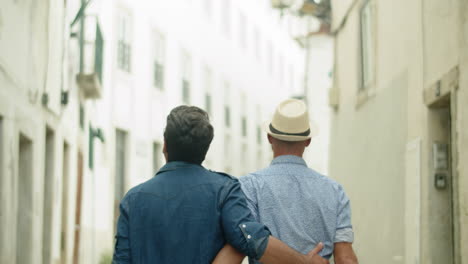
43 127 55 264
427 95 456 264
73 151 84 264
60 142 70 263
17 134 33 264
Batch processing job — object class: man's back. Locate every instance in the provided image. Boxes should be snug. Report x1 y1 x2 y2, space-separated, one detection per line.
240 155 354 261
114 161 271 263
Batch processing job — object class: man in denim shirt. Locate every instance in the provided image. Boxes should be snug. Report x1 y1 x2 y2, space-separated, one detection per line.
112 106 329 264
215 99 358 264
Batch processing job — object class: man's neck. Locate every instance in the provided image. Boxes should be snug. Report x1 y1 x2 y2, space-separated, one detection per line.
273 152 303 159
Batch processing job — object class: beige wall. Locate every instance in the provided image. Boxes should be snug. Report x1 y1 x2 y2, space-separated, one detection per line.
330 0 468 263
455 0 468 260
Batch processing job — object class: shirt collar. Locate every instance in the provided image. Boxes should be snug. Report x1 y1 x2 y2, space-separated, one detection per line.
270 155 307 167
157 161 202 175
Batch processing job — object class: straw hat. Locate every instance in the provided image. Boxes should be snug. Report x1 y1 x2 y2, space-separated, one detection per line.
265 99 318 142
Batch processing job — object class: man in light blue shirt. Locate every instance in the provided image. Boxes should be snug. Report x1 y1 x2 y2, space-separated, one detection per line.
214 99 358 264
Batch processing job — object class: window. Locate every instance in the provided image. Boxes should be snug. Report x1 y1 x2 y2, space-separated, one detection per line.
181 51 192 104
117 11 132 72
153 142 161 174
204 0 212 18
79 104 84 130
242 117 247 137
182 80 190 104
43 128 55 264
205 94 212 115
224 82 231 127
241 93 247 137
257 125 262 144
359 0 375 91
95 24 104 83
256 106 262 145
204 67 213 115
254 28 261 60
17 134 33 263
153 31 165 89
238 12 247 49
60 142 70 259
222 0 231 36
225 106 231 127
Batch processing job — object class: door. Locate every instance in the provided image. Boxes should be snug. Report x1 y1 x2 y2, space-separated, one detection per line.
60 142 70 263
428 102 454 263
73 152 83 264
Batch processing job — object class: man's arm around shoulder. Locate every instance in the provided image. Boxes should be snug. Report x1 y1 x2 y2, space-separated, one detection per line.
213 239 329 264
333 242 358 264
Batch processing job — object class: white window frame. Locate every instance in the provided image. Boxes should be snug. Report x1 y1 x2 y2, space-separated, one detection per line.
224 81 231 128
241 93 247 137
204 67 213 115
222 0 231 36
117 10 132 73
238 12 247 50
181 50 192 104
254 28 261 61
153 30 165 90
204 0 213 18
359 0 376 96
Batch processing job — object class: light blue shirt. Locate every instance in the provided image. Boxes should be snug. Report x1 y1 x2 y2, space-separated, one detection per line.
239 155 354 262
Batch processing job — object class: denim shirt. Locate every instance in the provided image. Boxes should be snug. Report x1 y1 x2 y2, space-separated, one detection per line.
112 161 271 263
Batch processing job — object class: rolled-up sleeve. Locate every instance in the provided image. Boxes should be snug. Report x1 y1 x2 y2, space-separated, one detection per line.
112 196 132 264
334 184 354 243
220 179 271 260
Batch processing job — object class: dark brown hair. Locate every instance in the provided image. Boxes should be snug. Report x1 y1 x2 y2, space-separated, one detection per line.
164 106 214 164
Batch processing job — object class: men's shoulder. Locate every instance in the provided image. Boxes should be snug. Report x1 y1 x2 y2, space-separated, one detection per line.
238 167 271 193
312 170 349 196
124 178 151 197
241 166 272 180
207 170 239 184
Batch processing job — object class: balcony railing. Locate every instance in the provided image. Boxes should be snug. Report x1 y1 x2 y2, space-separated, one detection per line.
76 15 104 99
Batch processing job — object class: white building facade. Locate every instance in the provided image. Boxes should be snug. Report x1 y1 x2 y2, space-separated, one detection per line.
0 0 307 263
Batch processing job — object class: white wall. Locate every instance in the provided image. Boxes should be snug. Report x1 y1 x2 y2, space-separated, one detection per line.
0 0 318 263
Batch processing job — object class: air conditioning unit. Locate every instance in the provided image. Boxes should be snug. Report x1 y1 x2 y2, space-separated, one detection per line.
77 15 104 99
328 86 339 108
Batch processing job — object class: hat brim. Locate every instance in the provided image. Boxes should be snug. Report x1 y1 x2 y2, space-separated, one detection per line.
263 121 319 142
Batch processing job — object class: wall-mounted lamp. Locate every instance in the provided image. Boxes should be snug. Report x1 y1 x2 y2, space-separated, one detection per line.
89 125 105 169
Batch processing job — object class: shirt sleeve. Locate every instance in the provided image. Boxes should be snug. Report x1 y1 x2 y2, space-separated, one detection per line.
220 178 271 260
334 184 354 243
112 196 132 264
239 176 260 221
